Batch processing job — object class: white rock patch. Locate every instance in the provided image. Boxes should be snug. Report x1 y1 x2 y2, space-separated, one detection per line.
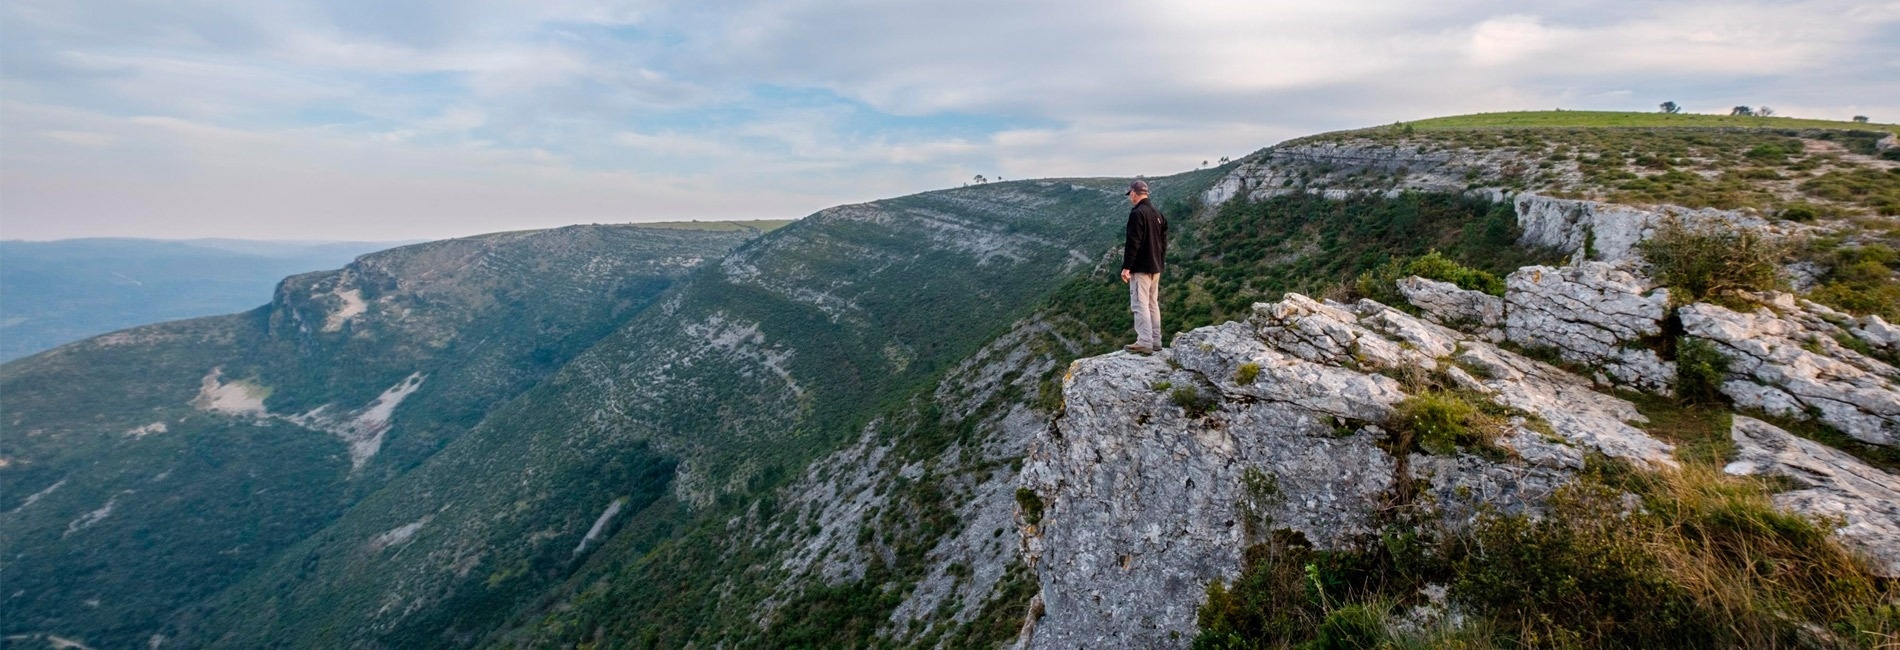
63 492 125 537
322 286 368 333
369 516 431 553
573 497 627 556
125 422 168 438
190 368 268 417
290 373 427 469
9 478 67 514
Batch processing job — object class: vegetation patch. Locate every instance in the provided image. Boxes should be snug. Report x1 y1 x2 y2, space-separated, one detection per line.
1195 460 1900 649
1234 362 1261 386
1172 385 1219 417
1355 249 1508 309
1385 390 1510 457
1015 488 1044 527
1637 217 1786 303
1674 337 1732 407
1806 243 1900 320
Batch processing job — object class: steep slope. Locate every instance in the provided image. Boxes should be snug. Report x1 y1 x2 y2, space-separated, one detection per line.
173 176 1227 648
517 120 1895 649
0 238 403 361
0 224 767 648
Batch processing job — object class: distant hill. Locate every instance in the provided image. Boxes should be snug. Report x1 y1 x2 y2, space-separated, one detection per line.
0 238 414 362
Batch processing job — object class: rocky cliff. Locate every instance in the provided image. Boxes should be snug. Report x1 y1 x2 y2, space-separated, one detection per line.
1018 254 1899 647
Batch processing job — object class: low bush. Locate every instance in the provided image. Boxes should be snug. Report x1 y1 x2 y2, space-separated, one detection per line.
1637 217 1786 302
1234 362 1262 386
1196 461 1900 649
1405 250 1506 296
1353 251 1508 308
1387 390 1508 456
1014 488 1043 527
1171 385 1218 417
1675 337 1731 406
1806 243 1900 320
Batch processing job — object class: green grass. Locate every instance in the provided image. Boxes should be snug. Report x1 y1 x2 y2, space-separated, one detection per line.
1394 110 1900 135
632 219 798 231
1195 462 1900 649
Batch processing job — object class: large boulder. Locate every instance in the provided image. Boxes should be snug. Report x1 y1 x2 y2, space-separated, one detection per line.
1503 262 1676 393
1397 276 1504 339
1680 301 1900 448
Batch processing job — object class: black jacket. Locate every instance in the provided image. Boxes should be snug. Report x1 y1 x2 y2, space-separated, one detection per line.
1121 198 1168 274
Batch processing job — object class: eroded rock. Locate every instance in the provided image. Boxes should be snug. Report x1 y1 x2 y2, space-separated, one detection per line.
1680 302 1900 448
1020 293 1677 648
1503 262 1675 393
1397 276 1503 339
1724 416 1900 576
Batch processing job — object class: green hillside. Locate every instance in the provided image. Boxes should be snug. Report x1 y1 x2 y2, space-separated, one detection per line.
170 172 1229 648
1395 110 1900 134
6 113 1898 649
0 224 767 648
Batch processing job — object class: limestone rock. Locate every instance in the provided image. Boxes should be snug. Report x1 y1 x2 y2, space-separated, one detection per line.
1854 315 1900 354
1397 276 1503 339
1680 302 1900 448
1020 293 1676 649
1512 193 1769 263
1503 262 1676 393
1724 416 1900 576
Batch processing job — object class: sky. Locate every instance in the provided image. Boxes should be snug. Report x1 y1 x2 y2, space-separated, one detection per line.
3 1 1898 241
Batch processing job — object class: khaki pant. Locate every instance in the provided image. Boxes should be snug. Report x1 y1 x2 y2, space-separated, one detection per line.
1129 272 1161 349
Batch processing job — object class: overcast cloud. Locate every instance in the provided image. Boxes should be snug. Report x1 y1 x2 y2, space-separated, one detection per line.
4 0 1897 240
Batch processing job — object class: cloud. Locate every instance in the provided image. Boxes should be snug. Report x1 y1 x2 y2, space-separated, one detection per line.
3 0 1897 240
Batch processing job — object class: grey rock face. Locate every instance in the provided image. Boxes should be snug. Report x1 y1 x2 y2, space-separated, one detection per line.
1724 416 1900 576
1200 141 1526 207
1397 276 1503 339
1020 294 1678 649
1680 302 1900 448
1512 193 1770 263
1503 262 1676 393
1854 315 1900 354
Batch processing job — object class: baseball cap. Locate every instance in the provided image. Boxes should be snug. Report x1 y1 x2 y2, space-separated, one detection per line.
1125 180 1149 195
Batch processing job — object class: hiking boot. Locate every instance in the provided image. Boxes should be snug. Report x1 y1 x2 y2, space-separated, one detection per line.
1124 343 1155 355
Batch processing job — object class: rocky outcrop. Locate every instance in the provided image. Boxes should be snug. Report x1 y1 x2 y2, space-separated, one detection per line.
1502 262 1676 393
1680 301 1900 448
1019 294 1680 648
1397 276 1503 339
1724 416 1900 575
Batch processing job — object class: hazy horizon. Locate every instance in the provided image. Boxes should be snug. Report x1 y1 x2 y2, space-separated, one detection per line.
5 0 1898 241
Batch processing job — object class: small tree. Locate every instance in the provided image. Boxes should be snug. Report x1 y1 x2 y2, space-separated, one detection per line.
1853 115 1870 123
1758 106 1776 117
1731 106 1754 116
972 174 987 184
1660 101 1681 114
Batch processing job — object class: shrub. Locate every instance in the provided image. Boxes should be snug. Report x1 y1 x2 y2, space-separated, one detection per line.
1805 244 1900 320
1674 337 1731 406
1777 202 1820 221
1196 462 1900 649
1387 390 1507 456
1405 250 1506 296
1234 363 1261 386
1171 386 1218 417
1637 217 1786 302
1352 251 1507 308
1014 488 1043 527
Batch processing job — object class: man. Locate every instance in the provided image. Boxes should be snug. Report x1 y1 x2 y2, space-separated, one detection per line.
1119 180 1168 354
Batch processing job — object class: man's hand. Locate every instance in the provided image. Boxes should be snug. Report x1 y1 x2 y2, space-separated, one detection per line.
1120 269 1131 283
